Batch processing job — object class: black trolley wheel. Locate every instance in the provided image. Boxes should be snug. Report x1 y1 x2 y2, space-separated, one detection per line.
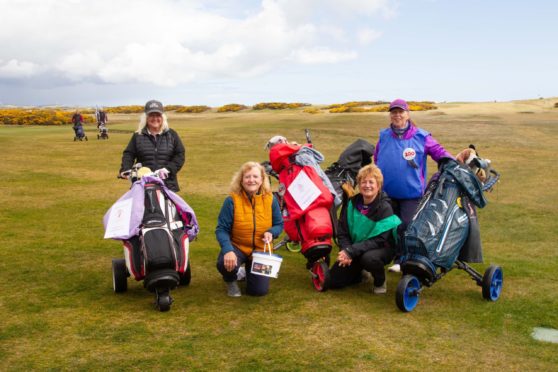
179 261 191 286
112 258 128 293
156 291 172 312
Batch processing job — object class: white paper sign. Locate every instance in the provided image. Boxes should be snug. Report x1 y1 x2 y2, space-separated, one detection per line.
104 198 133 239
287 170 321 211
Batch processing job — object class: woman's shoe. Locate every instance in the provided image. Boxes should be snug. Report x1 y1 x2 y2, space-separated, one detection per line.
388 264 401 273
373 279 387 295
227 281 241 297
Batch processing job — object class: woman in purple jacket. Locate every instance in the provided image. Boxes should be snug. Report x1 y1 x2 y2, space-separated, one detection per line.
374 98 452 272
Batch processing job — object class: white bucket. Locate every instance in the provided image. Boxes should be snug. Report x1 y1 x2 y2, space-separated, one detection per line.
251 242 283 278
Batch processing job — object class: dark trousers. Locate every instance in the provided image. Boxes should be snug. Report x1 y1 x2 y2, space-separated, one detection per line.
391 198 421 259
216 247 270 296
329 246 394 288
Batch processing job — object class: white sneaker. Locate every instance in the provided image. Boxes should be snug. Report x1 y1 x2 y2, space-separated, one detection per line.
373 280 387 295
227 281 241 297
388 264 401 273
236 266 246 281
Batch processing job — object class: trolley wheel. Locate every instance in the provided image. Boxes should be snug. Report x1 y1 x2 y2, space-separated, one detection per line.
396 275 421 312
286 241 301 252
482 265 503 301
156 291 172 312
85 136 88 141
311 260 331 292
97 134 100 139
112 258 127 293
179 261 191 286
73 137 77 141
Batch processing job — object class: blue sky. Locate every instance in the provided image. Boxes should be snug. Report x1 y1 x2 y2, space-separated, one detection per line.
0 0 555 107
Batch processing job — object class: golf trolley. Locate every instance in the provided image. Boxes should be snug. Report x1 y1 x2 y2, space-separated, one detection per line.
396 154 502 312
106 163 198 311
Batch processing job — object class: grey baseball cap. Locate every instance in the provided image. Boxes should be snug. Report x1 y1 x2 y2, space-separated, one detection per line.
145 100 164 114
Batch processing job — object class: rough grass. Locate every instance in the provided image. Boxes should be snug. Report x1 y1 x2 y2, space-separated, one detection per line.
1 100 557 370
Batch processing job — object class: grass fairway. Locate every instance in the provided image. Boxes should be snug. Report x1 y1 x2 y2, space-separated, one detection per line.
1 99 557 370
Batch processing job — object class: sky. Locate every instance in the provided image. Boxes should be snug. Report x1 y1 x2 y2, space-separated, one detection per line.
0 0 556 107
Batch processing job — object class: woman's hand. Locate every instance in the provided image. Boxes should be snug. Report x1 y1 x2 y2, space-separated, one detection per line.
224 251 237 272
262 232 273 244
337 250 352 267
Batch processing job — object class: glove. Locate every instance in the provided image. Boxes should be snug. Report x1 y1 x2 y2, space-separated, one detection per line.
156 168 170 180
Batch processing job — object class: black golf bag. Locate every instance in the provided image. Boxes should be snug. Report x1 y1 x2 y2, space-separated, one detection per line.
403 158 487 275
325 139 375 201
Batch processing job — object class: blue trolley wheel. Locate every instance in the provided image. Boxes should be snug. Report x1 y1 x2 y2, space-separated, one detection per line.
482 265 503 301
396 275 421 312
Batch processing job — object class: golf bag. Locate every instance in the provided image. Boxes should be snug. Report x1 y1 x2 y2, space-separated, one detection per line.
269 143 335 290
325 139 375 200
403 158 488 274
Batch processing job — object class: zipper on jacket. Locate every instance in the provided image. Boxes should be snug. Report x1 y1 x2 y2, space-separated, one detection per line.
251 197 256 249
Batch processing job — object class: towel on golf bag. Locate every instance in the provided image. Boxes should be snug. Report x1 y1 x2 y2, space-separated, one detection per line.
404 158 486 269
103 175 199 241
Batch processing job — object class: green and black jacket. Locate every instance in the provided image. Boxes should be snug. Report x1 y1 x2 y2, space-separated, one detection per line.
338 192 401 259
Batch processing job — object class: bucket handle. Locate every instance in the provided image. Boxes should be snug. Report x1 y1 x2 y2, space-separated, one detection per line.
263 241 273 255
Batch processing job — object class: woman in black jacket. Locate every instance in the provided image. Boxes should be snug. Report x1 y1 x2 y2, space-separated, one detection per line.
330 164 401 294
119 100 185 192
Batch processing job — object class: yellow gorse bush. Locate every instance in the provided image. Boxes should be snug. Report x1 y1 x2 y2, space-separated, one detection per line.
252 102 310 110
217 104 249 113
175 105 211 113
0 108 95 126
105 106 144 114
328 101 437 113
303 107 321 114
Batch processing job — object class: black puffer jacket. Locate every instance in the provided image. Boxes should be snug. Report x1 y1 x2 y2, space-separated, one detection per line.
120 128 185 191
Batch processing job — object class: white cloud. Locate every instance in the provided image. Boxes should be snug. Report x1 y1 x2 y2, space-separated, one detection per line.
0 59 41 78
0 0 396 86
290 48 358 64
358 28 383 45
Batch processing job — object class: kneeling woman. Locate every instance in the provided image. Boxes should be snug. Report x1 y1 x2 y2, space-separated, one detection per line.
216 161 283 297
330 164 401 294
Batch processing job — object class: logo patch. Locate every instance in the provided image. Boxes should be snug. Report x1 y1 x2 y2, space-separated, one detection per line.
403 148 416 160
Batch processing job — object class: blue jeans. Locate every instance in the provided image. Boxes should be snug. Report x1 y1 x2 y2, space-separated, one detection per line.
216 247 270 296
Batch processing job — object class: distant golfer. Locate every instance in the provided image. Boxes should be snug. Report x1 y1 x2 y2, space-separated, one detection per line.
374 99 452 273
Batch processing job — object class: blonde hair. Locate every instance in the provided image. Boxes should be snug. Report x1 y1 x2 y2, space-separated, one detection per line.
136 112 170 134
356 164 384 192
230 161 271 195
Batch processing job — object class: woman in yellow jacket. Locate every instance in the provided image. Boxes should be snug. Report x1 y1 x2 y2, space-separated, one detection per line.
216 161 283 297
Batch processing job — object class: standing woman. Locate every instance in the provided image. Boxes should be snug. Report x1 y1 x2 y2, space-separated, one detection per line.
329 165 401 294
216 162 283 297
374 99 452 272
119 100 185 192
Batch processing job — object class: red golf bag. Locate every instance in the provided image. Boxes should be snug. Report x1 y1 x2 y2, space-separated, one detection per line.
270 143 334 291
